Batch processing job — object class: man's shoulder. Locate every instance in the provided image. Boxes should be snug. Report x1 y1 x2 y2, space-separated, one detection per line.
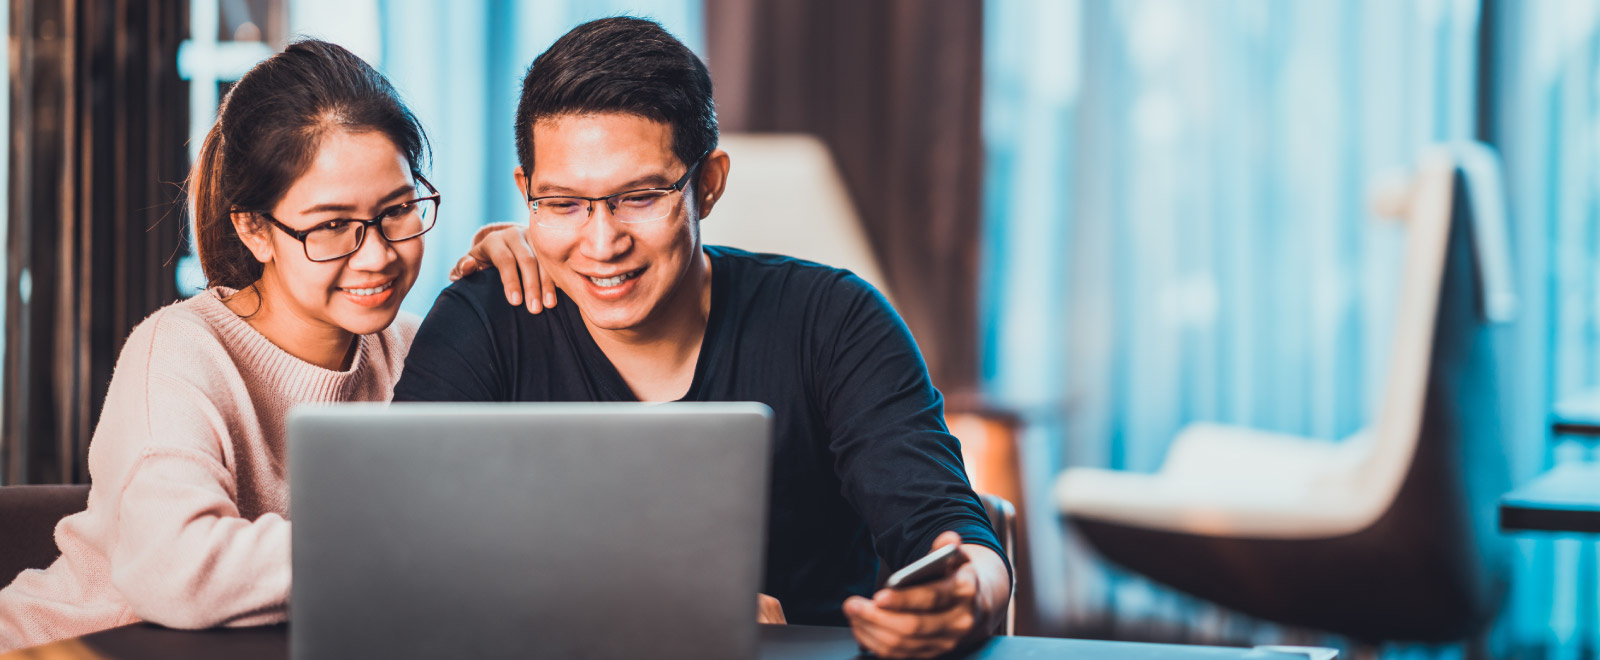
707 245 879 300
435 268 562 322
707 247 911 356
439 267 512 308
413 268 574 351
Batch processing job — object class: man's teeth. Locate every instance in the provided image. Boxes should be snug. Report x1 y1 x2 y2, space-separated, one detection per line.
343 282 393 296
588 271 639 287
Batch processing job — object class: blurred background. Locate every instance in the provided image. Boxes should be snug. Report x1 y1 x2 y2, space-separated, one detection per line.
3 0 1600 658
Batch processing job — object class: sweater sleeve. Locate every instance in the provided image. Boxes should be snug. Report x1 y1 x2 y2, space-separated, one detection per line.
815 274 1011 579
104 371 290 630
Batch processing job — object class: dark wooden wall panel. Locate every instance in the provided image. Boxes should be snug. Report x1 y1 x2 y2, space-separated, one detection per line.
4 0 188 484
706 0 985 396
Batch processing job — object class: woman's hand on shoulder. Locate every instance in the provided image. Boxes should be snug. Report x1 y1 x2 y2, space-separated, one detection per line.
454 223 554 314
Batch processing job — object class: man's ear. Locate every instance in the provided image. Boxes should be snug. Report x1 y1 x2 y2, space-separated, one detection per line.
694 149 731 221
231 211 274 264
513 166 532 207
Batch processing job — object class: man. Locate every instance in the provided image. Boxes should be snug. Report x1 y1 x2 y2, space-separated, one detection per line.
394 17 1011 659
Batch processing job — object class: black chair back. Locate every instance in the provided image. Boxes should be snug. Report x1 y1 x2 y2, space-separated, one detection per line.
978 493 1017 636
1070 157 1513 642
0 484 89 586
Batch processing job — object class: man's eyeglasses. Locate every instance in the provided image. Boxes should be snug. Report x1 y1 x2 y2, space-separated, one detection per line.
525 155 705 229
251 177 441 262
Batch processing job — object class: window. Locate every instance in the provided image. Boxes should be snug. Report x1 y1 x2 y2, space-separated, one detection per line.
981 0 1480 639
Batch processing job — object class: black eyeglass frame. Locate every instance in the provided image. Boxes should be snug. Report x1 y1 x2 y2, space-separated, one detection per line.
523 152 708 224
250 176 441 263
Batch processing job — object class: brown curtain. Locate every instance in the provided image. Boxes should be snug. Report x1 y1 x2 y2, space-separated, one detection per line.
706 0 985 398
4 0 189 484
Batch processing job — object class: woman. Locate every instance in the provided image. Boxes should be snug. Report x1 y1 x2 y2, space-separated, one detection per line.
0 39 535 650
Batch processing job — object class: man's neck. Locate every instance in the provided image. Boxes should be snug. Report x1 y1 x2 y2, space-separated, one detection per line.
583 249 713 402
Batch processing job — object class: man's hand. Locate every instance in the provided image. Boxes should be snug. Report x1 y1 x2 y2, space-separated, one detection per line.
453 223 555 313
843 531 1009 659
758 593 787 624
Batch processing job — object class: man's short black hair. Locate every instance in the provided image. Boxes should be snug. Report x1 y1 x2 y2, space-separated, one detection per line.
514 16 717 174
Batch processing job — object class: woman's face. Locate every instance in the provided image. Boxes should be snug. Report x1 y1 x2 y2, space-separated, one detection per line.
248 130 424 336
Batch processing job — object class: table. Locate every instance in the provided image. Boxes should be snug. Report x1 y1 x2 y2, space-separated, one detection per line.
1499 394 1600 658
1499 461 1600 533
1551 389 1600 438
3 623 1335 660
1498 389 1600 533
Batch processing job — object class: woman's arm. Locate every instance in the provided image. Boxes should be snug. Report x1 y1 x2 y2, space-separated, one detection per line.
110 446 290 628
105 373 290 629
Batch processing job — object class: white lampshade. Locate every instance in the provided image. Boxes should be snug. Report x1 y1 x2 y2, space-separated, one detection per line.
702 133 893 302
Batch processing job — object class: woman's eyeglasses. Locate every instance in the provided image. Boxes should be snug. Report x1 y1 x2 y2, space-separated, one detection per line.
251 176 441 262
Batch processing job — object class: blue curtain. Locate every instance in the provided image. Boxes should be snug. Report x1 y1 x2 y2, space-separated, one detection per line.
374 0 704 317
1492 2 1600 656
980 0 1489 645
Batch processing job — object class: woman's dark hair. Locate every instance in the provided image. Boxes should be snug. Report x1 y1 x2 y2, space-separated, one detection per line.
191 39 429 291
514 16 716 174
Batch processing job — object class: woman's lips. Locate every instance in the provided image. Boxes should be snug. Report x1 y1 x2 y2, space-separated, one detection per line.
340 280 395 308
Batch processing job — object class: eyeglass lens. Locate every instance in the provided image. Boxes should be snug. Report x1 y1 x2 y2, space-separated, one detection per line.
304 195 438 261
534 190 679 228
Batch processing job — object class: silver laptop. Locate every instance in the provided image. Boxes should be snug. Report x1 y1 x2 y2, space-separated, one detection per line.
288 402 772 660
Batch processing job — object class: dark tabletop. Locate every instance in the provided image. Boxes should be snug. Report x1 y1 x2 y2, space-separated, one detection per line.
1500 461 1600 534
6 623 1336 660
1552 390 1600 437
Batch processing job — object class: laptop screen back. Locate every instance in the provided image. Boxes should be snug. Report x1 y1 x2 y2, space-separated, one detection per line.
289 402 772 660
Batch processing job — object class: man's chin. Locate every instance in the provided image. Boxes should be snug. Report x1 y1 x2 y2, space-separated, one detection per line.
574 301 646 332
583 314 644 333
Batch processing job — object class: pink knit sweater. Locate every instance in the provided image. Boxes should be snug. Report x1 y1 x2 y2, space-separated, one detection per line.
0 289 418 651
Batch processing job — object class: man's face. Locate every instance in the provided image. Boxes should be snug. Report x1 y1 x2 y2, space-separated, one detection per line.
518 113 705 333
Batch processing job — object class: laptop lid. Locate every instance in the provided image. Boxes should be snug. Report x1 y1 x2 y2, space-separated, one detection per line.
288 402 772 660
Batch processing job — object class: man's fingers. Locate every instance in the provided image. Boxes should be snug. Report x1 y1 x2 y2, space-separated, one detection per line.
850 616 896 657
854 621 912 658
851 595 948 639
847 600 960 659
875 562 975 612
847 598 910 657
874 580 956 612
903 601 976 639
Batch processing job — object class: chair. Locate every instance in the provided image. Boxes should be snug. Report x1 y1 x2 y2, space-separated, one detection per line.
0 484 89 586
978 493 1018 636
1054 143 1515 643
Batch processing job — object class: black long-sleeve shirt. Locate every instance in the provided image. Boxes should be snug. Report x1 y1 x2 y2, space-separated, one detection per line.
393 245 1005 625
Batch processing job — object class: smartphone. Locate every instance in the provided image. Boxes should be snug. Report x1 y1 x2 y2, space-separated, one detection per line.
883 543 966 589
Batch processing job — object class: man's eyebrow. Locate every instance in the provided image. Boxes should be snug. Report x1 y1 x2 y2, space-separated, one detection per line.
299 184 416 215
535 174 675 196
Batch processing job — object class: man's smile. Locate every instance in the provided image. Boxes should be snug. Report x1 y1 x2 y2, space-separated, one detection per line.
583 267 645 288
